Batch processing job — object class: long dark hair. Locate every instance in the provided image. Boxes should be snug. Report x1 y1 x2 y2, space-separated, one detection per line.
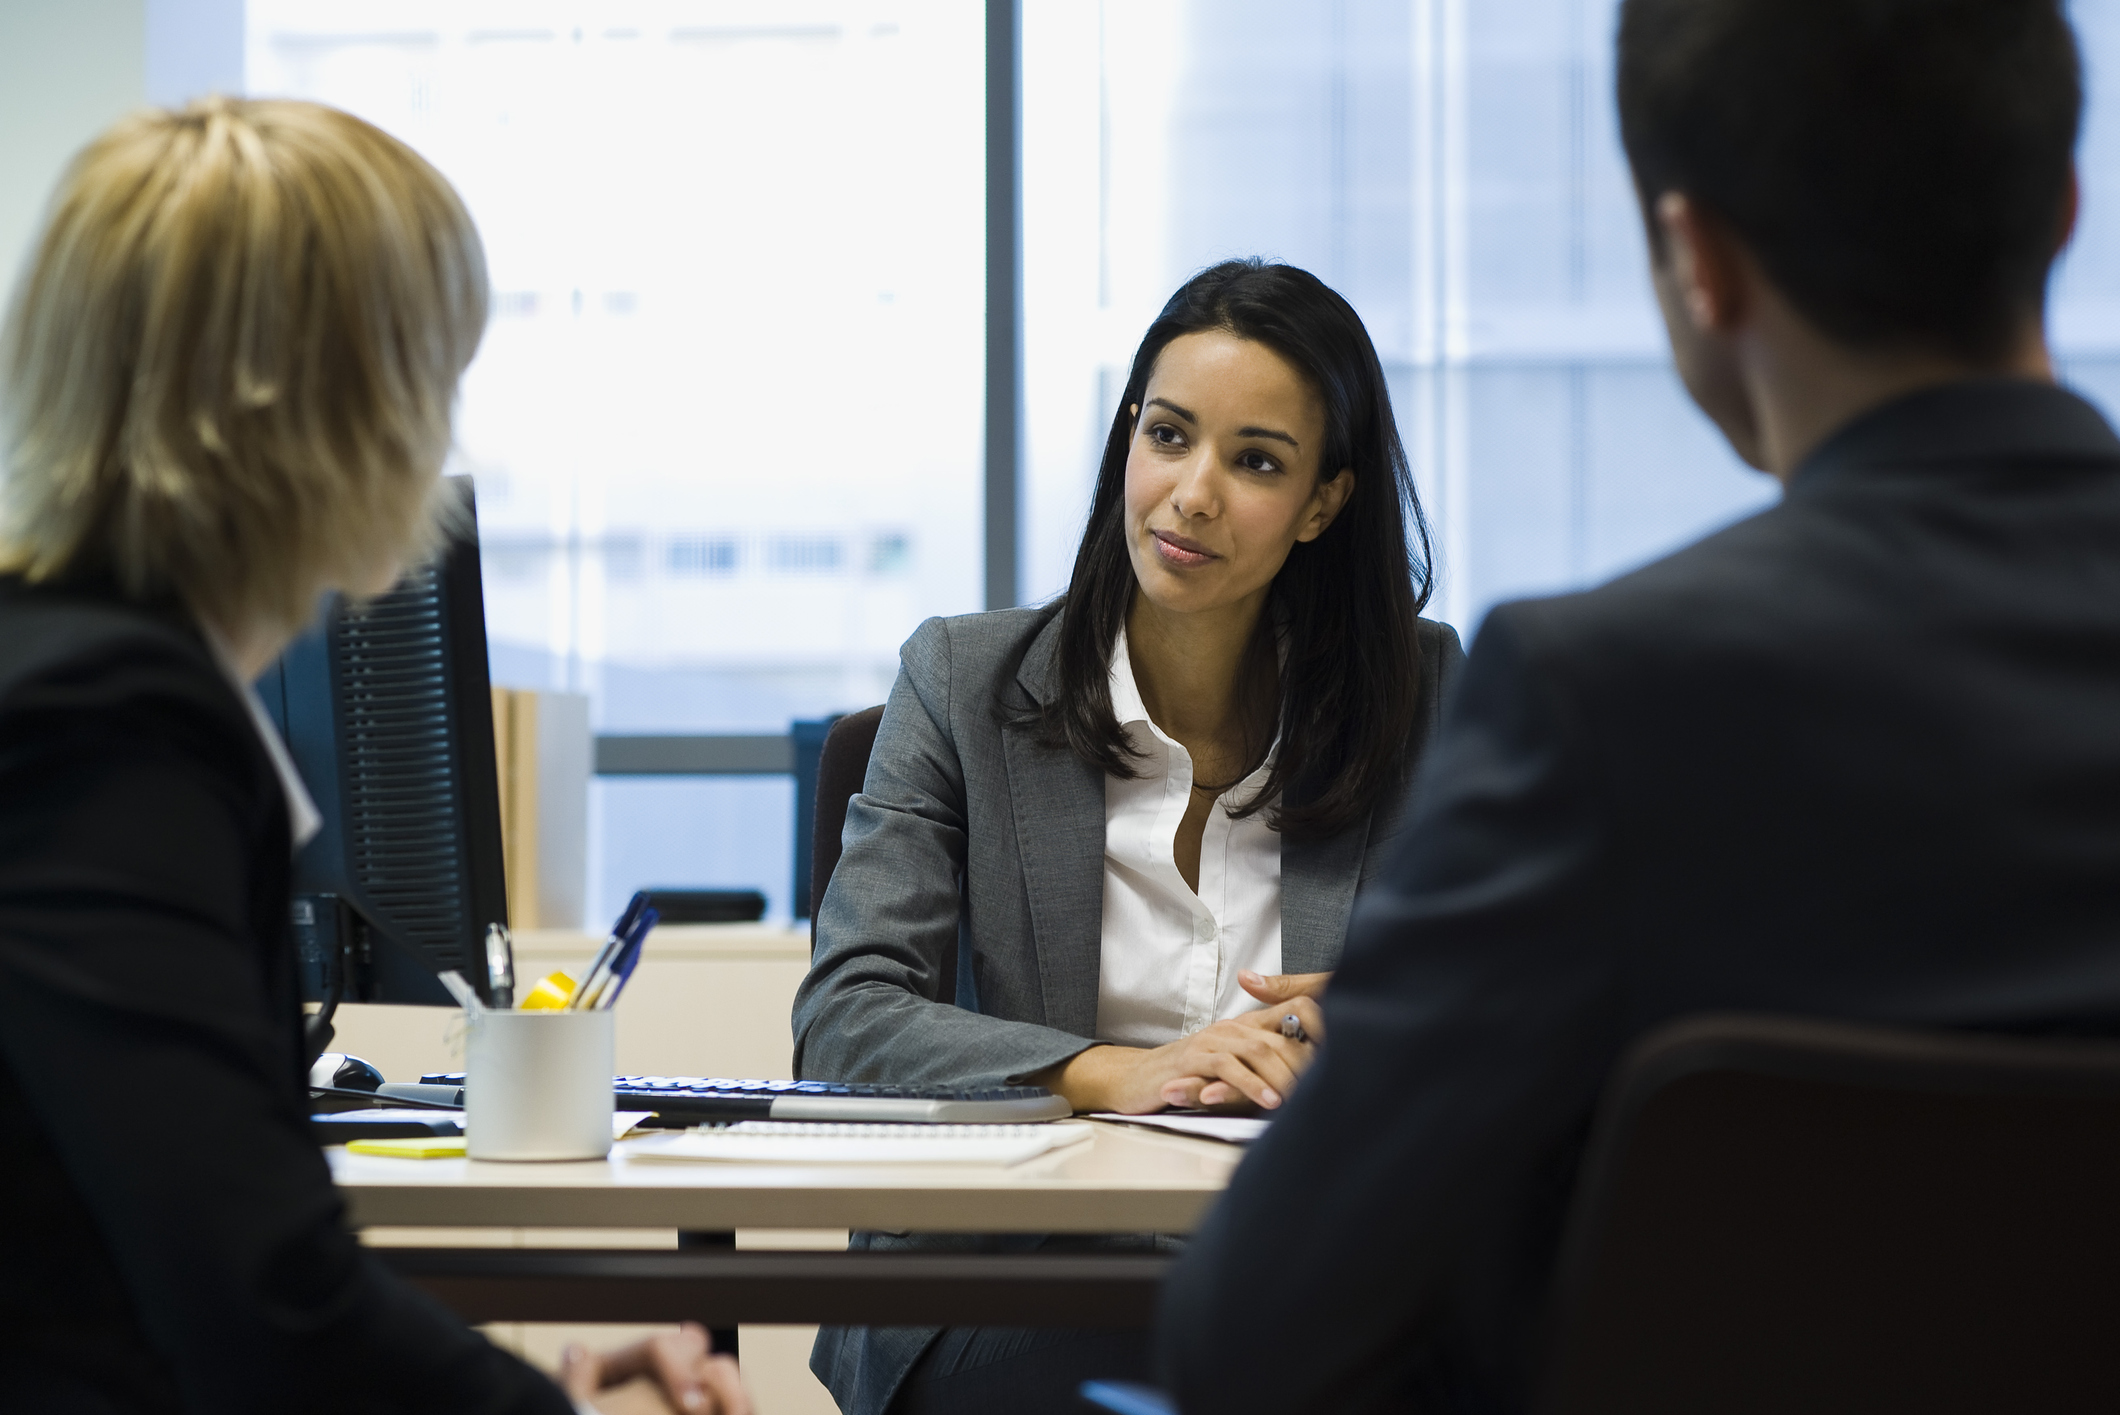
1037 259 1434 841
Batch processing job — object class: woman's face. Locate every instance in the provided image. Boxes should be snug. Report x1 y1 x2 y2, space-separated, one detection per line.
1123 330 1353 621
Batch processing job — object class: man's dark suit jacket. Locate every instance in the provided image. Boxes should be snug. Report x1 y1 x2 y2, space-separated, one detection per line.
0 578 570 1414
1158 379 2120 1413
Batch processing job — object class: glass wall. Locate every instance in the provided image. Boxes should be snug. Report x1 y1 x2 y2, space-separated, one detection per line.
2054 5 2120 418
1023 0 2120 635
233 0 2120 921
1020 0 1777 629
245 0 986 920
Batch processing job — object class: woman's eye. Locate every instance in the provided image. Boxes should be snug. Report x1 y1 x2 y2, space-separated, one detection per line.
1239 451 1282 474
1148 423 1186 447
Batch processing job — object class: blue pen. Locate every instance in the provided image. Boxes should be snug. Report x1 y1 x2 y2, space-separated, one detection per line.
569 892 652 1010
597 907 659 1009
612 890 652 939
580 907 652 1005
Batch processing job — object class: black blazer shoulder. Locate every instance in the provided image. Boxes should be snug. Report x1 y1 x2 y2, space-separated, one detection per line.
0 577 272 786
0 576 571 1415
1158 380 2120 1415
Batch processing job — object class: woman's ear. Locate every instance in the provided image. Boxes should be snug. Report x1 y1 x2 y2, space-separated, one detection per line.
1297 469 1355 542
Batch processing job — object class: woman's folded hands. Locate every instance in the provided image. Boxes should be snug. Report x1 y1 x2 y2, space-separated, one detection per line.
1036 971 1331 1115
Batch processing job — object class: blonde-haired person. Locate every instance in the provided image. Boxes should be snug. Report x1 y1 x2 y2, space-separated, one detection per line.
0 99 746 1415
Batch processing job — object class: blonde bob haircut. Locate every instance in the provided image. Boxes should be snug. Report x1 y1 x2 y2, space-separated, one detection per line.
0 97 487 639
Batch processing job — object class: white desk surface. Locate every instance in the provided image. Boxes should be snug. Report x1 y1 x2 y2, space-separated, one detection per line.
332 1119 1243 1234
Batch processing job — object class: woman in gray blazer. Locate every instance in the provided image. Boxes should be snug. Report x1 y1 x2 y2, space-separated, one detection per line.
794 260 1464 1415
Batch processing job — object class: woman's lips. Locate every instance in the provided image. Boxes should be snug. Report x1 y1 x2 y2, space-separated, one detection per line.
1151 529 1217 567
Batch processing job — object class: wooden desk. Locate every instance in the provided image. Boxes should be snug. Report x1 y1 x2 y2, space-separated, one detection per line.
334 1120 1240 1328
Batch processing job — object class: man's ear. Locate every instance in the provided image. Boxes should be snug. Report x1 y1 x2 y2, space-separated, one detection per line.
1656 193 1748 336
1297 469 1355 542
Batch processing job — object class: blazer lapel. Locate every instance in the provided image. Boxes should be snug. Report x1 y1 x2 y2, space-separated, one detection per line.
1004 615 1108 1037
1280 814 1371 975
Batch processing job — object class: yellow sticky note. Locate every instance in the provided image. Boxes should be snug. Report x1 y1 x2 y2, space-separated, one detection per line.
346 1136 468 1159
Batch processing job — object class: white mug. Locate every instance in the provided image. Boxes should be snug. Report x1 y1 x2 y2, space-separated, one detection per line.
465 1008 615 1161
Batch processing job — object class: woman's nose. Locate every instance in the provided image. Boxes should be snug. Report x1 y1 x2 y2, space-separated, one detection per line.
1170 455 1222 518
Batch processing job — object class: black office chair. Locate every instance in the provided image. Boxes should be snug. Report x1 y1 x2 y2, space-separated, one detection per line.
1541 1012 2120 1415
807 704 884 952
807 703 966 1001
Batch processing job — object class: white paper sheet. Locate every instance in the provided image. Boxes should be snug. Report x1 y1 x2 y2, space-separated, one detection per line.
625 1121 1094 1167
1089 1113 1269 1145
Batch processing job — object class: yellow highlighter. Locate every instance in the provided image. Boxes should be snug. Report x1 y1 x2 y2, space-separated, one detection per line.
519 970 577 1010
346 1136 468 1159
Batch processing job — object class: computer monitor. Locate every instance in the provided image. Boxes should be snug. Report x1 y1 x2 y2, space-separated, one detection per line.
257 476 509 1009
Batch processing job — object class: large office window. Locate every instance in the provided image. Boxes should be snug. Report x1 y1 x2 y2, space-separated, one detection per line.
1022 0 1774 627
226 0 2120 921
1023 0 2120 632
245 1 986 920
2055 6 2120 410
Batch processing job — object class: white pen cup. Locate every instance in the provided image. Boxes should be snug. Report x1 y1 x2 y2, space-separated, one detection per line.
464 1008 615 1162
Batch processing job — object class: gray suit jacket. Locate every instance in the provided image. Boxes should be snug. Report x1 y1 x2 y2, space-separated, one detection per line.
795 601 1462 1415
793 600 1463 1087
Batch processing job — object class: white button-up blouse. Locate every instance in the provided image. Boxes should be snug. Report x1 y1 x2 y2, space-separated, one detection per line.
1094 627 1282 1048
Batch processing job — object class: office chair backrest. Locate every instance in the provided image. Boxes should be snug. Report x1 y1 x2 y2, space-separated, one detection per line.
1541 1012 2120 1415
809 704 885 951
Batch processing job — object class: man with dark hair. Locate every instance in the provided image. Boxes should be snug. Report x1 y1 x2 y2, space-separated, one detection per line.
1158 1 2120 1410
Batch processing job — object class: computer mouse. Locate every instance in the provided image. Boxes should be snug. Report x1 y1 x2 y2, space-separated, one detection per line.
310 1052 385 1092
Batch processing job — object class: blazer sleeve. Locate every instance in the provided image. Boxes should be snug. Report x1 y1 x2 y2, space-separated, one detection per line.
0 647 572 1415
792 618 1100 1089
1157 607 1632 1413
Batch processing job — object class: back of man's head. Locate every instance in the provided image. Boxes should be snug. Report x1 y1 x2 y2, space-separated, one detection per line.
1618 0 2080 365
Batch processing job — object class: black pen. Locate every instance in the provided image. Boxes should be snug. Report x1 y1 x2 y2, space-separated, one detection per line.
485 923 514 1009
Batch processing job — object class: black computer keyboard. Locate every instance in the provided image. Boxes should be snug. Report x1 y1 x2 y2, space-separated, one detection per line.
416 1073 1072 1124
